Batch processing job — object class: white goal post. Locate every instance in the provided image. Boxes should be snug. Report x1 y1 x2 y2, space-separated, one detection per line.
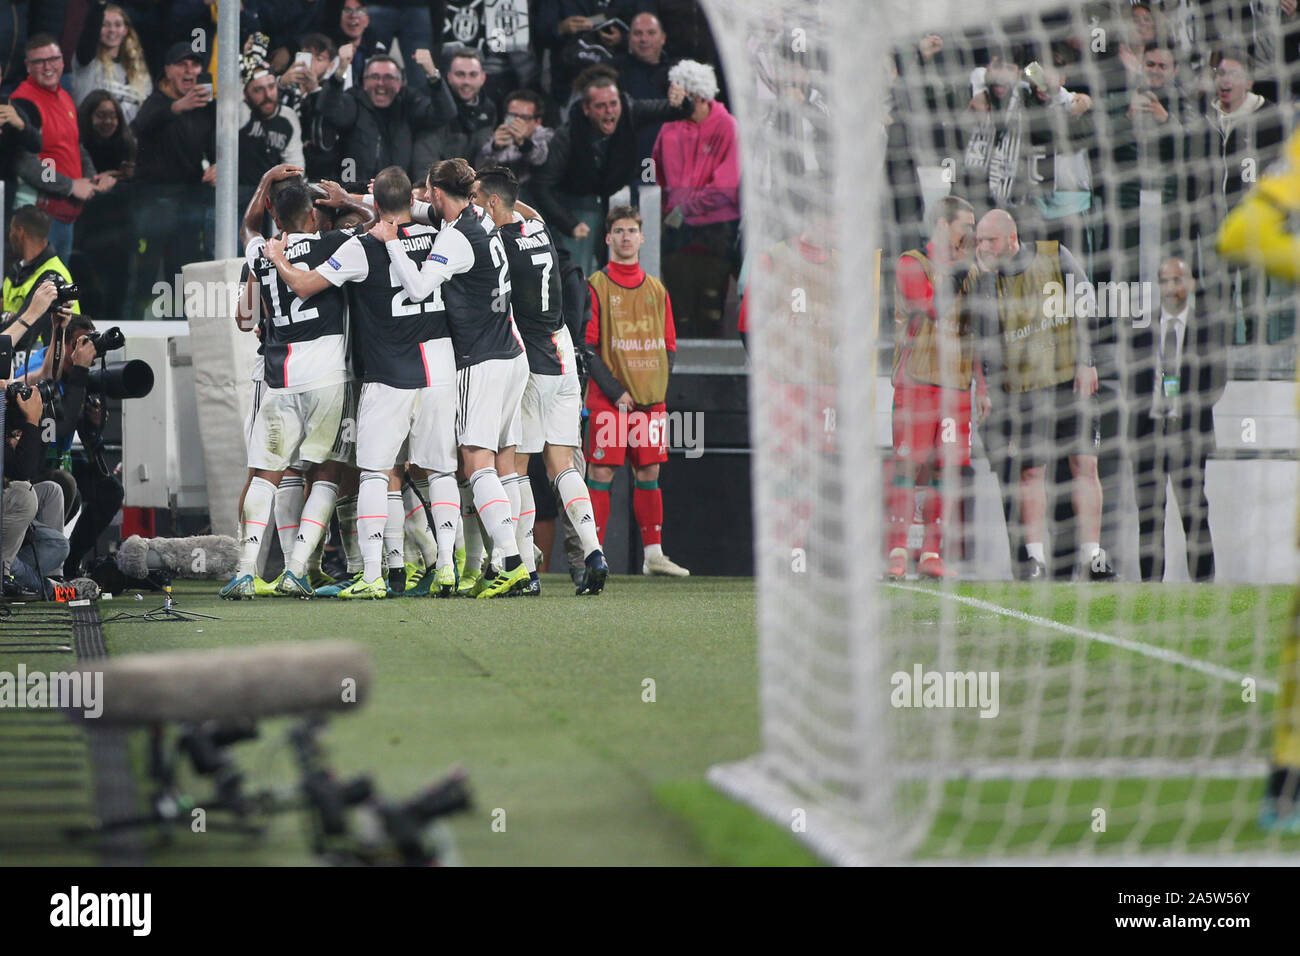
704 0 1300 864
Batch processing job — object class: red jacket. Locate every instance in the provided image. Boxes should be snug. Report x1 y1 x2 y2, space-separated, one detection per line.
651 100 740 227
12 78 84 223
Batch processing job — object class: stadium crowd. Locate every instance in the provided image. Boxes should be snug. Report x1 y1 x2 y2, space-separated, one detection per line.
6 0 1290 591
0 0 740 598
878 0 1300 582
0 0 740 336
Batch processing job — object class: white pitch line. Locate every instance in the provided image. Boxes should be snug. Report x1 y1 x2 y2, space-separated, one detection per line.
896 758 1270 780
885 582 1279 695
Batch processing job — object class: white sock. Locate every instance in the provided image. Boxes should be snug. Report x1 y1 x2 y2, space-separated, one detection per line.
308 537 324 575
497 473 522 569
1081 541 1100 560
357 473 389 582
274 474 306 564
402 482 438 566
237 477 277 576
287 480 338 577
514 475 537 574
1026 541 1046 564
385 492 405 570
460 481 485 570
254 504 274 578
429 473 459 569
471 467 519 561
555 467 601 558
336 494 361 573
644 542 664 561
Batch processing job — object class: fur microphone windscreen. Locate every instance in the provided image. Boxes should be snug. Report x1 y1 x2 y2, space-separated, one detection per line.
86 641 372 726
116 535 241 581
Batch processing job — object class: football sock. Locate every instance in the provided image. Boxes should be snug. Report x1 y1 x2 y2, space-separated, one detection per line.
402 482 438 566
556 467 601 558
509 474 537 574
428 473 459 570
357 472 389 582
886 472 916 554
497 471 522 568
460 481 485 572
307 538 324 576
1026 541 1046 564
287 480 338 577
237 477 277 577
336 494 361 573
254 503 274 578
921 478 944 556
274 474 306 564
588 477 612 543
471 466 520 563
385 492 405 570
633 479 663 549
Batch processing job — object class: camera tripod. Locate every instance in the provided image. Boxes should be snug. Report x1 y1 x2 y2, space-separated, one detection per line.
102 586 222 624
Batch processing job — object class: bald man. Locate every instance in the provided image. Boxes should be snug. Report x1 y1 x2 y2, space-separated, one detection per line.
1127 257 1227 582
967 209 1114 580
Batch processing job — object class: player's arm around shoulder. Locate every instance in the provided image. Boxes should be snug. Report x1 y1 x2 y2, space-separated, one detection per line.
514 199 543 222
265 236 334 299
381 221 462 302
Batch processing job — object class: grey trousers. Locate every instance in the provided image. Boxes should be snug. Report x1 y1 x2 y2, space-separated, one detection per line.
1 481 38 577
12 481 70 593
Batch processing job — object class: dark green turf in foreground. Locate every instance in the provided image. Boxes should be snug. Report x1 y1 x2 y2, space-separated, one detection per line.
653 780 823 866
98 575 769 866
12 576 1296 865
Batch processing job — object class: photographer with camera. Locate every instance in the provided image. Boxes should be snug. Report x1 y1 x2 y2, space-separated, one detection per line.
2 206 81 355
0 376 51 598
27 313 126 578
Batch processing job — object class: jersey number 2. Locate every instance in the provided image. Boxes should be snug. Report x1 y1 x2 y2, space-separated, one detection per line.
489 234 512 310
390 263 444 314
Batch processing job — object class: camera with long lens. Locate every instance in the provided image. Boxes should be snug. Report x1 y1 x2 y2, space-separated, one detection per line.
5 379 58 403
72 326 155 400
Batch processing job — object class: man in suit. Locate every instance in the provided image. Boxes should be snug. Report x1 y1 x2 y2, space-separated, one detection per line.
1128 255 1228 581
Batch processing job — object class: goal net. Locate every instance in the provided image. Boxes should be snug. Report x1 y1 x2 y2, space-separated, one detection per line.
705 0 1300 863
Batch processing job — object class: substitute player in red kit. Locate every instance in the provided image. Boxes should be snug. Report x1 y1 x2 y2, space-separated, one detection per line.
887 195 988 580
585 206 689 577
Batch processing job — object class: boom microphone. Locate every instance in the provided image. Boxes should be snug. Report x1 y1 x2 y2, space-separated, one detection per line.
84 641 372 726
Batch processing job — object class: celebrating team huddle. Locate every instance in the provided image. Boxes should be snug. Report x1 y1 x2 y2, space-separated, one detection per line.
219 155 642 600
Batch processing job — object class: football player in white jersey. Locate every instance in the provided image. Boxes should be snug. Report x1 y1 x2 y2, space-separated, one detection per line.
220 171 355 599
472 166 608 596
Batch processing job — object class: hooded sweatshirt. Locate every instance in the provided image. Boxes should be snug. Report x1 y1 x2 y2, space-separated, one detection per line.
652 99 741 227
1209 91 1284 205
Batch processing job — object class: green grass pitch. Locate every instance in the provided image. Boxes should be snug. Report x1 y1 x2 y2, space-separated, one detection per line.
2 576 1296 864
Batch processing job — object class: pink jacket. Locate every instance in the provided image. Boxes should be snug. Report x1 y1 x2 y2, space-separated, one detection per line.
652 100 740 227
